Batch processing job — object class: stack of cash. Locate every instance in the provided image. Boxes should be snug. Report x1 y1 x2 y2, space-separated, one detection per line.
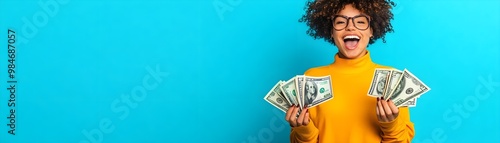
368 68 431 107
263 75 333 112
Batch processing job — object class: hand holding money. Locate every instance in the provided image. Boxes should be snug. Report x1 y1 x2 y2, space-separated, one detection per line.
368 68 431 107
286 105 309 127
264 75 333 127
376 97 399 122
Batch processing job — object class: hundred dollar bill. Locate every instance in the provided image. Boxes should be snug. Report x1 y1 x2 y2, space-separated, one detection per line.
295 75 305 108
389 69 431 107
368 68 391 97
303 75 333 108
264 88 290 112
281 76 299 106
383 69 403 100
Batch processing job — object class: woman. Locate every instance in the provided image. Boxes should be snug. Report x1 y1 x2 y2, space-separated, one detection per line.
285 0 415 142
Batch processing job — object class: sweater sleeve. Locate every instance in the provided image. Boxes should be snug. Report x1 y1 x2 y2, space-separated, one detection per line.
289 119 319 143
378 107 415 143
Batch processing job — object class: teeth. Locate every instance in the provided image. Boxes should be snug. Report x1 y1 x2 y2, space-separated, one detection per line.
343 35 360 40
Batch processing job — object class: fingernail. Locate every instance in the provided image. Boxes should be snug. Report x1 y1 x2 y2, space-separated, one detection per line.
306 109 309 113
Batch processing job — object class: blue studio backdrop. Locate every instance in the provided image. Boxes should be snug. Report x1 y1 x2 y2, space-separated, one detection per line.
1 0 499 142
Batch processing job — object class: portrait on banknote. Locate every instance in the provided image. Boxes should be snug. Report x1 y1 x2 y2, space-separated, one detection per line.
304 80 318 106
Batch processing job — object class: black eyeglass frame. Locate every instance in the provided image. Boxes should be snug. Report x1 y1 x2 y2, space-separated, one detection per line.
331 14 371 31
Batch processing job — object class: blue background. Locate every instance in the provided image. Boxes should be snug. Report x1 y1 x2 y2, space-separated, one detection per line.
1 0 499 142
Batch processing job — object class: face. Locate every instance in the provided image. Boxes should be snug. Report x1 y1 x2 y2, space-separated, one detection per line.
332 4 373 59
377 78 386 93
306 82 316 95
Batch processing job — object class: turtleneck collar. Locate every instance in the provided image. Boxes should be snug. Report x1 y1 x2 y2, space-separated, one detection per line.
330 51 376 74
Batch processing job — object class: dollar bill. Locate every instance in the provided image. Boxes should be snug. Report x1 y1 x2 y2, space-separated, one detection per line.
281 76 299 106
400 98 417 107
388 69 431 107
272 80 290 105
368 68 391 97
264 88 290 112
303 75 333 108
383 69 403 100
295 75 305 109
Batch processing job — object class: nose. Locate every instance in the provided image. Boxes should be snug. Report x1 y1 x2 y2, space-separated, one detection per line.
345 18 356 31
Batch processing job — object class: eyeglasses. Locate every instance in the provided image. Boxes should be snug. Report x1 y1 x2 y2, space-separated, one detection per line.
332 14 370 31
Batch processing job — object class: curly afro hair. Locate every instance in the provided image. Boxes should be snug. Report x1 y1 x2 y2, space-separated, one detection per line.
299 0 396 45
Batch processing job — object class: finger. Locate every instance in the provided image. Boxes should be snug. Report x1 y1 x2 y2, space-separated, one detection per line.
285 105 295 122
377 98 388 122
381 99 394 121
302 110 310 125
376 100 382 121
290 106 300 127
296 107 307 126
388 100 399 117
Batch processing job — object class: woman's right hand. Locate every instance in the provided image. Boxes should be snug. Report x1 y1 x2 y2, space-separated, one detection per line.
285 105 309 127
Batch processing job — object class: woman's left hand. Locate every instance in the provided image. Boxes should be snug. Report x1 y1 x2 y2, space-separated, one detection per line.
376 97 399 122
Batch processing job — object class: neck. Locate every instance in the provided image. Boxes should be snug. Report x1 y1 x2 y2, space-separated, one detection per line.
331 50 376 74
337 50 368 59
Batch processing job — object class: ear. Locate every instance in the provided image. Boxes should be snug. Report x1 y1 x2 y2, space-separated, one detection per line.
369 27 374 38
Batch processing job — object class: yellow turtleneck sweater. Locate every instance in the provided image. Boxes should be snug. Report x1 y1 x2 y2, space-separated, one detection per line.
290 51 415 143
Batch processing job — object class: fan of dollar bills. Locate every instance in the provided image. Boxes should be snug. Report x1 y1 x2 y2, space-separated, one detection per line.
368 68 431 107
263 75 333 112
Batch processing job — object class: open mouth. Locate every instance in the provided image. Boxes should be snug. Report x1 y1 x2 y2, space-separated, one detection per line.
343 35 360 50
